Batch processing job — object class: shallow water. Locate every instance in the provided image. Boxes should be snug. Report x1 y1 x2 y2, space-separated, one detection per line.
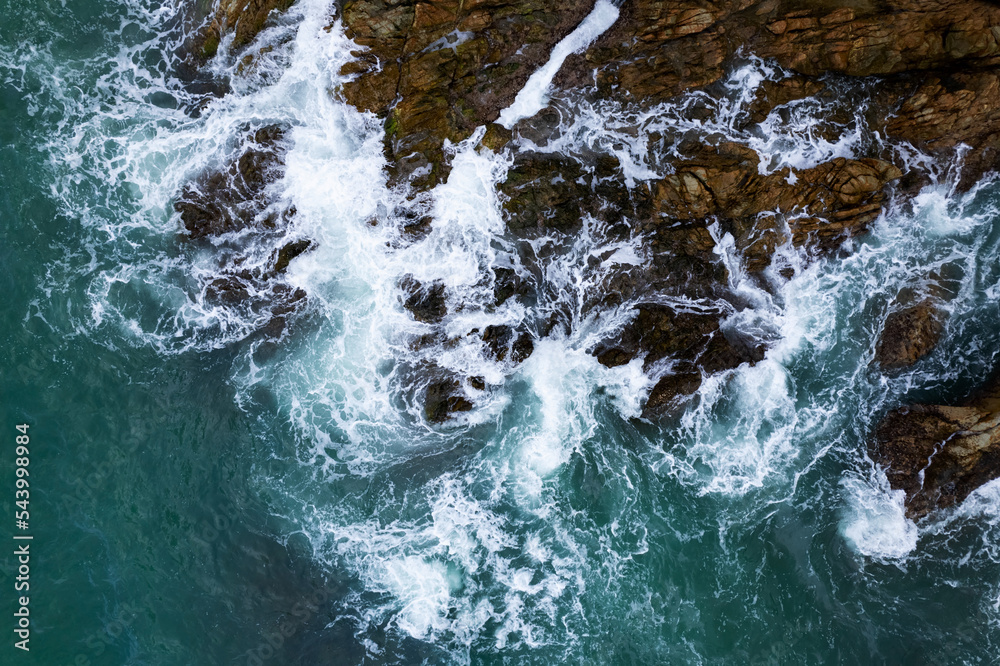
3 0 1000 664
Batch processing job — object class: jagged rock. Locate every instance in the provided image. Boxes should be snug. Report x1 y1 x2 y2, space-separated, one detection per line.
651 145 902 253
743 75 826 125
425 378 474 422
497 141 900 410
173 123 307 340
501 153 591 232
481 325 534 364
643 221 727 297
562 0 1000 98
497 136 897 264
876 71 1000 189
193 0 295 60
175 125 287 238
196 0 1000 432
872 378 1000 519
500 152 648 234
339 0 598 189
400 276 448 323
596 304 767 416
270 238 315 275
556 0 1000 186
875 299 945 371
492 267 529 306
556 0 732 101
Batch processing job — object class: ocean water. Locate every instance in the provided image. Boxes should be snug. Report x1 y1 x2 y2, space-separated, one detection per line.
3 0 1000 664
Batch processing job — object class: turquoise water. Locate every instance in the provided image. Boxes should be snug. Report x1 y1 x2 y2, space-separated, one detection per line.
3 0 1000 664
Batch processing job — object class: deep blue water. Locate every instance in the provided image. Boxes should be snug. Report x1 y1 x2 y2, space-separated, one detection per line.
3 0 1000 664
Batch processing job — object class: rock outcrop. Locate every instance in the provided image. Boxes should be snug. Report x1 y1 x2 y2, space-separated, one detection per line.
875 300 945 371
327 0 1000 200
875 268 962 371
339 0 599 189
597 304 767 413
193 0 1000 470
175 125 287 238
192 0 295 60
174 124 309 339
496 139 901 413
872 378 1000 519
330 0 1000 420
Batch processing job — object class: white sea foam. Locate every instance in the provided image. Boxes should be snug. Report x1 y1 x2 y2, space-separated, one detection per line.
840 475 919 561
21 0 1000 657
497 0 620 128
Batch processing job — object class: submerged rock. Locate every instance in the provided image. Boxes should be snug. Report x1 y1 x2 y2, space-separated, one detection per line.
872 379 1000 519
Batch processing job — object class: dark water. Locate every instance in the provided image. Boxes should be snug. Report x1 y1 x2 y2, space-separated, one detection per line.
3 0 1000 664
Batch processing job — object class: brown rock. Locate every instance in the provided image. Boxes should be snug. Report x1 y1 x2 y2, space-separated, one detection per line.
497 139 901 414
500 151 650 234
649 144 901 259
555 0 1000 187
595 303 767 416
192 0 295 61
876 71 1000 189
174 125 288 238
744 75 826 125
339 0 599 189
875 299 945 371
873 379 1000 518
425 378 474 422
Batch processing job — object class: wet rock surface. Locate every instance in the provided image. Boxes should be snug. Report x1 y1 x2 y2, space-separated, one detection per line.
196 0 1000 507
872 378 1000 519
424 377 475 423
400 276 448 324
556 0 1000 184
174 123 310 339
875 299 945 372
175 125 288 238
339 0 599 190
597 304 767 414
191 0 295 61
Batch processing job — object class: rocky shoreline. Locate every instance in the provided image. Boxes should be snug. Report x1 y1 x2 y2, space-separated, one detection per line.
184 0 1000 518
